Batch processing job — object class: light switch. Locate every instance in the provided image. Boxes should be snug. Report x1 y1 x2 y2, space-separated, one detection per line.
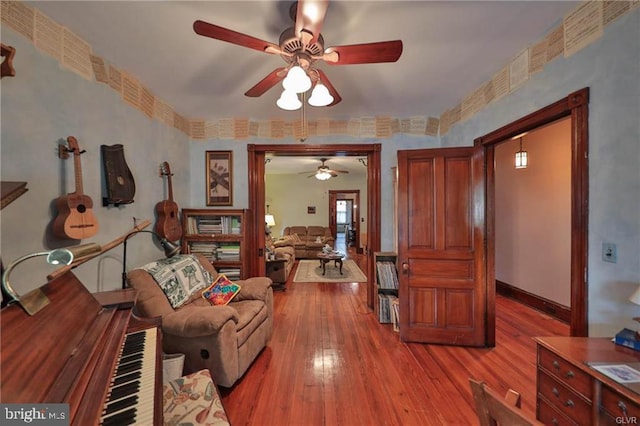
602 242 617 263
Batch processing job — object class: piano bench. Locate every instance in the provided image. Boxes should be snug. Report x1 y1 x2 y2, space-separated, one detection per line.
163 369 229 425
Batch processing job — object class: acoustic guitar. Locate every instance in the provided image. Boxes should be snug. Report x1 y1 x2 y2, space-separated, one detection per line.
52 136 99 240
155 162 182 242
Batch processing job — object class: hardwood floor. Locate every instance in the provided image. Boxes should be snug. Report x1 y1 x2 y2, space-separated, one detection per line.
221 249 569 425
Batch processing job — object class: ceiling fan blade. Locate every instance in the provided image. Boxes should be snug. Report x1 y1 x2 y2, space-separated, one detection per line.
193 20 283 55
316 69 341 106
323 40 403 65
330 169 349 174
295 0 329 45
245 68 288 97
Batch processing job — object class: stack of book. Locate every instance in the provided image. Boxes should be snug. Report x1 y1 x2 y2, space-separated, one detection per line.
217 244 240 261
378 294 397 324
188 242 218 261
376 261 399 291
218 268 241 281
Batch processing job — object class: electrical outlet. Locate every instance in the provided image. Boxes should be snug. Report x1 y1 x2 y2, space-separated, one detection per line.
602 242 617 263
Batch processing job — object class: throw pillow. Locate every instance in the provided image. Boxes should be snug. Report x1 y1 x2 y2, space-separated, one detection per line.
290 233 302 243
202 274 242 306
141 254 212 309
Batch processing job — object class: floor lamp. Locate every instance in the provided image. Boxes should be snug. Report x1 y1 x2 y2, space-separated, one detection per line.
122 230 181 289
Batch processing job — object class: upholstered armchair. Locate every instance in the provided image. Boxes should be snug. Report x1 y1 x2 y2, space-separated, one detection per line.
127 254 273 388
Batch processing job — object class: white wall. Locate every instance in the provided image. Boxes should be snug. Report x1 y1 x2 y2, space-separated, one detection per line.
495 119 572 306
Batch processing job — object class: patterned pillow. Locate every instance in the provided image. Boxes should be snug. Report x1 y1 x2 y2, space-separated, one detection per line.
290 233 302 243
141 255 212 308
202 274 242 306
163 369 229 426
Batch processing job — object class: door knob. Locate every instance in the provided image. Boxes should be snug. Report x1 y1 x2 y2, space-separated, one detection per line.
402 263 409 274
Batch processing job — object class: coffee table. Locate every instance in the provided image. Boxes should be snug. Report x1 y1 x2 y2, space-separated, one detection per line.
317 252 345 275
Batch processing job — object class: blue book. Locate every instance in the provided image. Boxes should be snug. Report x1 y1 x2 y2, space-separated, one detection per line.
614 328 640 351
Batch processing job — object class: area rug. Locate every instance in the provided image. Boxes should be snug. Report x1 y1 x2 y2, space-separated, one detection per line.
293 259 367 283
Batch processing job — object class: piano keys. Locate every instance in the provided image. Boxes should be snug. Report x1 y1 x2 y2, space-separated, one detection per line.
0 272 163 425
100 328 157 425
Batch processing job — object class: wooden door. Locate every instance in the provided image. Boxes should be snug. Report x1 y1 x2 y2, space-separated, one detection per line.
397 147 487 346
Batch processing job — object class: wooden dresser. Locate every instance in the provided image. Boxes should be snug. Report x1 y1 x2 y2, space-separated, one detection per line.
535 336 640 425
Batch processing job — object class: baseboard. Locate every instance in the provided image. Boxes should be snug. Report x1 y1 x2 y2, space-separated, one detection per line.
496 280 570 324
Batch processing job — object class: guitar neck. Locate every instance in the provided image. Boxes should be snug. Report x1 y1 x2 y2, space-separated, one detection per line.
167 174 174 202
73 150 84 195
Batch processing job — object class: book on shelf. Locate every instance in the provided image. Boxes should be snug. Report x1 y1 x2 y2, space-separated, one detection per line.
377 294 398 324
218 268 241 281
186 215 242 235
376 261 399 291
614 328 640 351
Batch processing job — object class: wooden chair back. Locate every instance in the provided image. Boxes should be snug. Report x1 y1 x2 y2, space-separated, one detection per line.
469 378 543 426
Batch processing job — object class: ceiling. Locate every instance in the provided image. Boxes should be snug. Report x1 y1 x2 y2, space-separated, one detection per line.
28 1 579 125
266 155 367 175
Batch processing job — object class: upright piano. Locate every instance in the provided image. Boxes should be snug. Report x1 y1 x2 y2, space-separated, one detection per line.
0 271 163 425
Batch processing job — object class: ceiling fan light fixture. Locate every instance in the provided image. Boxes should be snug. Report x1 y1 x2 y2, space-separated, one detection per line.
283 65 311 93
308 82 333 107
315 170 332 180
276 89 302 110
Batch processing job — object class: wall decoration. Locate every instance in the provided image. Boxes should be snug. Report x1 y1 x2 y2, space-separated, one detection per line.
101 144 135 206
206 151 232 206
307 206 316 214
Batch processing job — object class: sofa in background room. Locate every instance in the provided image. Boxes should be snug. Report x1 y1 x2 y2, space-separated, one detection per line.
282 226 335 258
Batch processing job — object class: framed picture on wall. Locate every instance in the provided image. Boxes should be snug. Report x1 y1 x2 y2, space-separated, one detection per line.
206 151 232 206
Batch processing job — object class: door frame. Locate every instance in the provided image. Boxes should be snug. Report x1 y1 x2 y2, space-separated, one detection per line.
328 190 360 248
475 87 589 340
247 144 381 309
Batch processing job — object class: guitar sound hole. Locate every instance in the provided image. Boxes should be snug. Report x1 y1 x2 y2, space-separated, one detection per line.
170 212 175 218
77 204 86 213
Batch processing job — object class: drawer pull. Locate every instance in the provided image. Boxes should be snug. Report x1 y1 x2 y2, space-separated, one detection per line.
552 360 560 370
566 370 575 378
552 387 559 397
565 399 575 408
618 401 628 416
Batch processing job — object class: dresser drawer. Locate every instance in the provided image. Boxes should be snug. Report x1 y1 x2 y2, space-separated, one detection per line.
539 346 592 399
538 395 579 426
538 370 592 425
601 384 640 419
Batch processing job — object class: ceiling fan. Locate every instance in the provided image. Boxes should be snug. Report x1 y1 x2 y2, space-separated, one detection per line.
300 158 349 180
193 0 403 108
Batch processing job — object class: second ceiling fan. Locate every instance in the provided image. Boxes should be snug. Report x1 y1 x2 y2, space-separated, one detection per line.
300 158 349 180
193 0 403 108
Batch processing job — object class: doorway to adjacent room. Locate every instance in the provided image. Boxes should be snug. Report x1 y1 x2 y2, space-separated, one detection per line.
328 190 360 251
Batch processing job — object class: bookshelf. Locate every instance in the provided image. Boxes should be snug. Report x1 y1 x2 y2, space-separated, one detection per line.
181 209 247 280
374 252 399 327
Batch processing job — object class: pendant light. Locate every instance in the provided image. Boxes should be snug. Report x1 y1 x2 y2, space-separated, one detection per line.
515 137 528 169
